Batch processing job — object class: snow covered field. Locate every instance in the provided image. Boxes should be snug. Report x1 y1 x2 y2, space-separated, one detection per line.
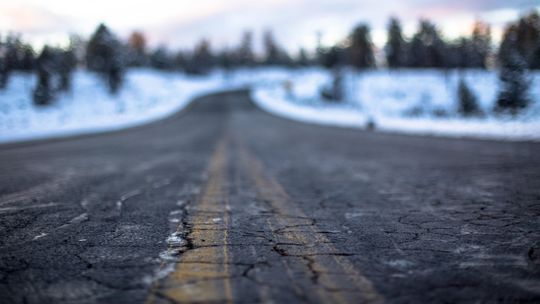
1 68 539 143
0 69 231 143
252 68 540 141
0 68 308 143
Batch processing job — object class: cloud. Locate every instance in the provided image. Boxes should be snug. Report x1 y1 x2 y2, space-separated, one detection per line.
0 3 75 34
1 0 539 50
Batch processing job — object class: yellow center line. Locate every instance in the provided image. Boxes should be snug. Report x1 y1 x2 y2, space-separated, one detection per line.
236 138 384 304
147 135 233 304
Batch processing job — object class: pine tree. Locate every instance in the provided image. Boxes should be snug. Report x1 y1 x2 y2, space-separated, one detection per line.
86 24 125 93
0 60 8 89
348 24 375 69
0 46 8 89
33 46 55 105
20 45 35 71
385 17 407 68
496 26 530 114
407 34 427 67
407 20 447 68
531 46 540 69
455 38 472 68
515 11 540 68
470 21 491 68
457 78 481 116
319 46 345 69
174 51 188 71
263 30 284 65
150 47 172 70
191 39 214 74
237 31 255 66
297 48 309 66
217 49 233 71
58 48 76 91
4 35 20 71
0 37 13 88
127 31 148 67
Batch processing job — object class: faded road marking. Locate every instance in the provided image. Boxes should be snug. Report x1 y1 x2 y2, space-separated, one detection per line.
147 136 233 303
237 139 384 304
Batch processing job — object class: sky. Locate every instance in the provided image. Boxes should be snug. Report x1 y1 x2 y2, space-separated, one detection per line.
1 0 539 53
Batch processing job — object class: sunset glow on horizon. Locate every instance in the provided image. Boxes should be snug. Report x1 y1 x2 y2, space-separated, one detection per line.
1 0 539 52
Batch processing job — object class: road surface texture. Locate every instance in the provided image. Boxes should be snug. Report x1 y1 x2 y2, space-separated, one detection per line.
1 90 539 304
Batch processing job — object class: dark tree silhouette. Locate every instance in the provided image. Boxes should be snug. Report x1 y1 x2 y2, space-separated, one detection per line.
407 20 447 68
496 26 531 114
296 48 310 66
127 31 148 67
150 47 173 70
454 38 473 68
189 39 214 74
217 48 234 72
86 24 125 94
19 45 35 71
33 46 56 106
0 36 14 88
319 46 346 69
457 77 481 116
470 21 491 68
263 30 288 65
174 51 189 71
531 46 540 69
385 17 407 68
348 24 375 69
237 31 255 66
0 52 8 89
515 11 540 68
58 48 77 91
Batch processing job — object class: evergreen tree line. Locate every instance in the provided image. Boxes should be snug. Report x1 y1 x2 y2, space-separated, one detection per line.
383 18 491 69
0 10 538 110
320 11 539 70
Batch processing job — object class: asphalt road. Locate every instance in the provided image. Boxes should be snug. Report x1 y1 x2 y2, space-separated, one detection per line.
1 90 539 304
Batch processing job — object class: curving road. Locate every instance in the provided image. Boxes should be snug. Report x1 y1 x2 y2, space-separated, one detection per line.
1 90 539 303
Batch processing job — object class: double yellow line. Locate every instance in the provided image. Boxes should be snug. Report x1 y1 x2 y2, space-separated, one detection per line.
147 136 233 303
237 139 383 304
147 133 383 303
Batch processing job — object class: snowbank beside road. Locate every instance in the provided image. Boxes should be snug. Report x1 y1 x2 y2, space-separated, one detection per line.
2 67 540 143
0 69 228 144
0 67 302 144
251 69 540 141
253 87 368 127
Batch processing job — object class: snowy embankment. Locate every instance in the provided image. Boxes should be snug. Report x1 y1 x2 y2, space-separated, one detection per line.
0 68 300 144
0 69 231 144
251 69 540 141
2 67 539 143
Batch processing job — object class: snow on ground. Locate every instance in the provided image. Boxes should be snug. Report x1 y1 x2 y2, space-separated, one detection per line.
0 67 315 144
0 69 231 143
251 68 540 141
0 67 306 144
1 67 539 143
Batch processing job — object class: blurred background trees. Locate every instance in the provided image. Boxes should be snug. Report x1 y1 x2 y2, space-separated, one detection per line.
1 11 537 75
385 17 407 68
86 24 125 94
348 24 375 69
33 46 55 106
496 26 531 114
0 9 538 112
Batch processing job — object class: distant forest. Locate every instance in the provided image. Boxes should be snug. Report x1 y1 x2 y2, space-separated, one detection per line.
0 10 539 112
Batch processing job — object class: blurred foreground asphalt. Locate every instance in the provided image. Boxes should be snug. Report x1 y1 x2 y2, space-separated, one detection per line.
1 90 539 303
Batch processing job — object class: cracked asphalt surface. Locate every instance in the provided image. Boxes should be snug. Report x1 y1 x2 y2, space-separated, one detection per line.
1 90 540 303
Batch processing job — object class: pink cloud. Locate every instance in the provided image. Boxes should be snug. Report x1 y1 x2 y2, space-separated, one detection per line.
0 3 73 34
